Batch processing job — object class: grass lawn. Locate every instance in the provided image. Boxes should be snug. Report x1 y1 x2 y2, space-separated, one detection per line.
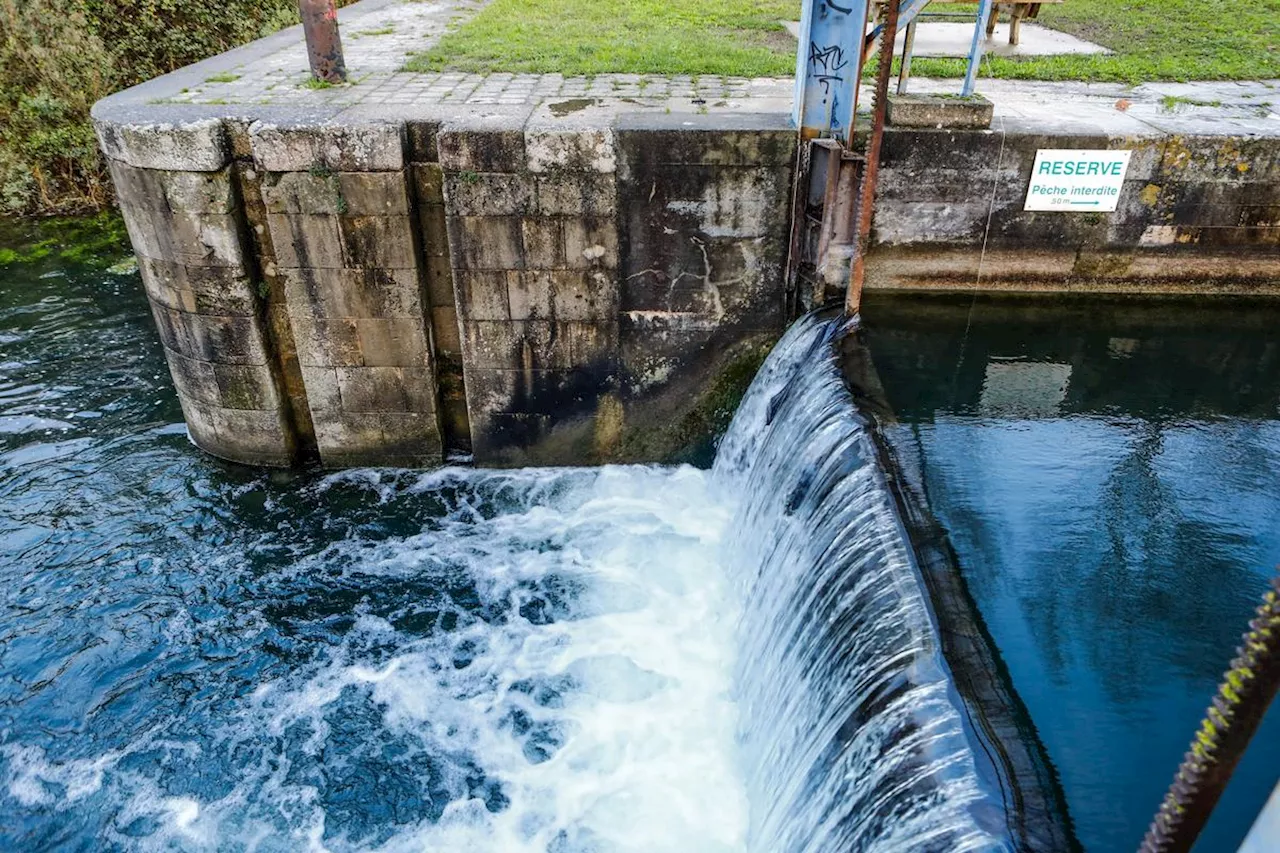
408 0 1280 83
406 0 796 77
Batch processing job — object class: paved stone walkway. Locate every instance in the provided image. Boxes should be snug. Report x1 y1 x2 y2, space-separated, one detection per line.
115 0 1277 139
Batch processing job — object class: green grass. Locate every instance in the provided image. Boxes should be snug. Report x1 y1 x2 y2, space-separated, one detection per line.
901 0 1279 83
410 0 1279 83
406 0 797 76
204 71 241 83
351 25 396 38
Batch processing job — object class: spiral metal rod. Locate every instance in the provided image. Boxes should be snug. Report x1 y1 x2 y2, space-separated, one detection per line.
1139 572 1280 853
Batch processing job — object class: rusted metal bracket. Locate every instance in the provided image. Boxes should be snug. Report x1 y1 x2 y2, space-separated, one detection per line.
298 0 347 84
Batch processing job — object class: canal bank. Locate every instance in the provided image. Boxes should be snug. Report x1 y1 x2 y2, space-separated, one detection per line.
90 0 1280 468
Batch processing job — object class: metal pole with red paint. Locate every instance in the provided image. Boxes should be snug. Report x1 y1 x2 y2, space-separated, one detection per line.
298 0 347 84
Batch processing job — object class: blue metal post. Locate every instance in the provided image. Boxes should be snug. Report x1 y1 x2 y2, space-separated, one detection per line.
793 0 873 141
962 0 995 96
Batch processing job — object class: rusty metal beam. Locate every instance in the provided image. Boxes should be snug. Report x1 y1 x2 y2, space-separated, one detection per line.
298 0 347 84
846 0 901 316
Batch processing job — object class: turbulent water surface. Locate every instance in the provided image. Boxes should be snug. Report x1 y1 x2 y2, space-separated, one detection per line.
0 223 1010 852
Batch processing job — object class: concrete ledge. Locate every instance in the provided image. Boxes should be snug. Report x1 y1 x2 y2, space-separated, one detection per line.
887 93 993 129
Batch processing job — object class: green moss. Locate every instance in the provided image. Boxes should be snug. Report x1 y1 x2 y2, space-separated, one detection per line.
620 337 775 465
204 71 241 83
0 212 130 267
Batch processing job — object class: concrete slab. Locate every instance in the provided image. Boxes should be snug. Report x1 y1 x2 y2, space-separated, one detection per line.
784 19 1109 57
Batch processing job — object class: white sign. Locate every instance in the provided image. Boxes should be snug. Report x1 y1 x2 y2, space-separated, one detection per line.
1024 149 1132 212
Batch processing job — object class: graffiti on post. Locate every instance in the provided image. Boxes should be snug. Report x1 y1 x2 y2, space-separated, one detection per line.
808 41 848 104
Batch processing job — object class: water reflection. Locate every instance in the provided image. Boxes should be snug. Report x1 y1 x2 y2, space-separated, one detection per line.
862 292 1280 853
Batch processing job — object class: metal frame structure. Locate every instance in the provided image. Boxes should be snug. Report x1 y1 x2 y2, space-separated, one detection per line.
791 0 995 314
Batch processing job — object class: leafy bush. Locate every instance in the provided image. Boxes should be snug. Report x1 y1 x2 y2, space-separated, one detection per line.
0 0 341 215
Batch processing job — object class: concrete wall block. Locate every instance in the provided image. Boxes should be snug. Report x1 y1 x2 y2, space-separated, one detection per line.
282 267 423 320
563 217 619 270
527 269 616 321
871 201 990 244
537 174 617 216
251 122 404 173
151 304 268 365
262 172 343 215
165 349 220 407
96 117 229 172
451 216 524 270
162 170 237 214
213 363 281 410
140 260 258 318
565 320 618 365
108 159 170 212
356 318 431 368
299 364 343 412
312 411 442 468
657 167 792 240
1162 135 1280 184
338 171 411 215
521 217 565 269
438 129 526 173
444 172 535 216
464 367 615 419
878 128 1011 174
168 211 245 268
266 213 345 269
462 320 574 370
413 163 445 204
1158 180 1279 227
291 316 363 367
616 124 797 171
421 204 451 259
425 253 455 308
526 128 616 174
138 257 198 314
176 392 295 466
508 271 554 320
185 266 259 316
619 313 748 381
431 305 463 356
987 204 1112 249
455 271 513 321
251 124 324 173
876 167 1024 204
340 215 417 269
407 121 440 163
336 366 437 413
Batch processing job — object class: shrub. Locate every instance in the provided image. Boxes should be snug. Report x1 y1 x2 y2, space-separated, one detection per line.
0 0 345 215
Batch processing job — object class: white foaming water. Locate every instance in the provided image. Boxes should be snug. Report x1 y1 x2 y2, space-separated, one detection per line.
5 314 1014 852
66 464 747 852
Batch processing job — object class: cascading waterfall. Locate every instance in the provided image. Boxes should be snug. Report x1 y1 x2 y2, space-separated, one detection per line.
1 282 1035 851
716 313 1013 853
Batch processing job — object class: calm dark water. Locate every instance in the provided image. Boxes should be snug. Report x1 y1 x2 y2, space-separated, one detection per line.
863 292 1280 853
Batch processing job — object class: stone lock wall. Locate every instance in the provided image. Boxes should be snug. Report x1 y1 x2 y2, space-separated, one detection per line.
864 128 1280 294
96 111 797 468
